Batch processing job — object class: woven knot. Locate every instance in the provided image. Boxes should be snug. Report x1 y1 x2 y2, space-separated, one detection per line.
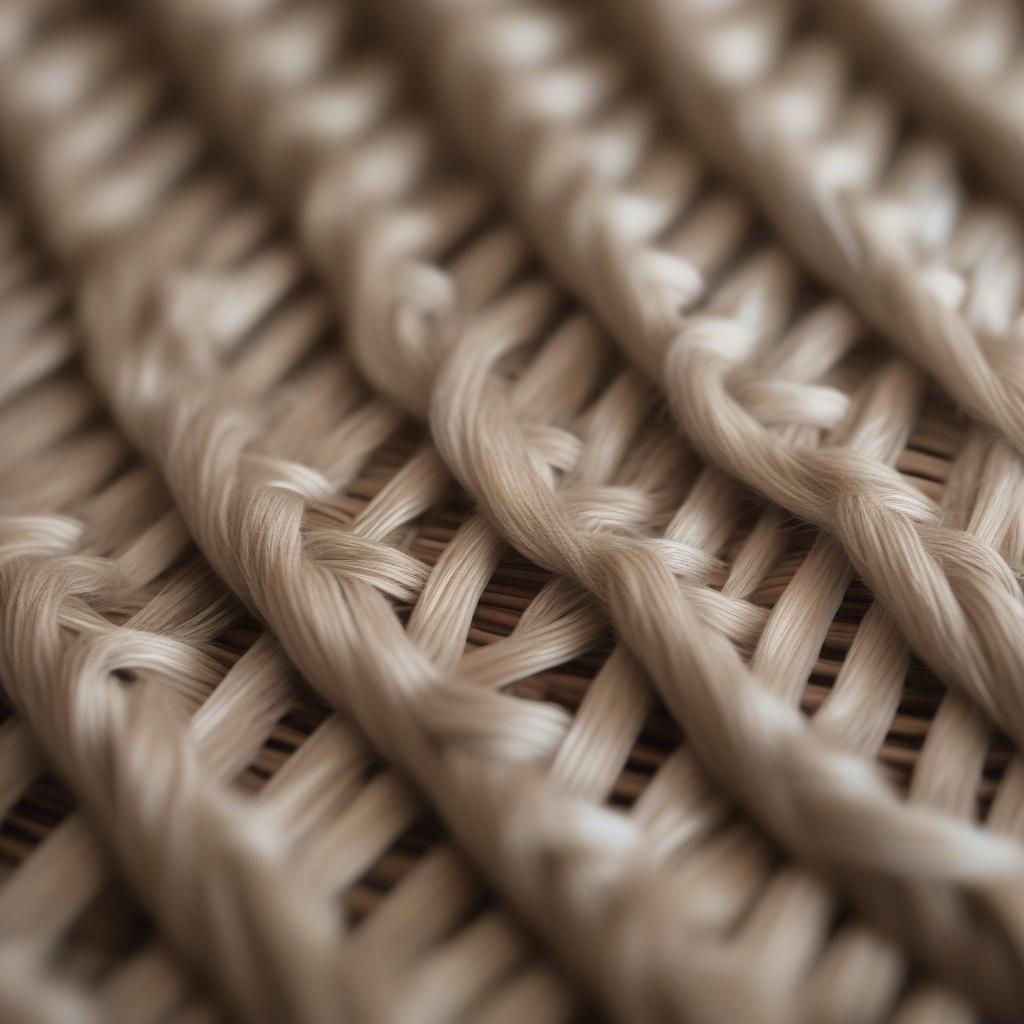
606 191 681 244
384 262 456 384
415 680 571 764
340 202 465 416
260 65 401 190
560 485 660 534
647 537 725 584
300 122 437 270
485 766 639 884
524 424 584 476
164 268 269 357
636 248 705 313
67 627 218 709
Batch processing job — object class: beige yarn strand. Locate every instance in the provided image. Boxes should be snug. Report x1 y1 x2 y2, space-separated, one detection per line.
3 0 1024 1020
0 221 347 1024
603 0 1024 456
810 0 1024 210
357 0 1024 757
0 10 799 1020
68 0 1024 1011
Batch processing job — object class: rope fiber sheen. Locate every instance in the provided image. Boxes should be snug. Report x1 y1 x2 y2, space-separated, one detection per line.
1 0 1024 1022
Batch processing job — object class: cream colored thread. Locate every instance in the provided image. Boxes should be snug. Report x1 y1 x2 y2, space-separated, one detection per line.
602 0 1024 452
0 197 529 1024
51 4 827 1019
2 0 1024 1019
0 531 342 1015
1 15 771 1019
427 264 1024 1011
346 4 1024 999
0 13 412 1019
0 229 325 1020
80 242 799 1023
358 0 1024 762
0 270 347 1024
0 182 568 1020
123 0 962 1015
0 57 367 1003
49 4 1024 1019
14 6 815 1015
348 6 1024 999
103 0 1024 1011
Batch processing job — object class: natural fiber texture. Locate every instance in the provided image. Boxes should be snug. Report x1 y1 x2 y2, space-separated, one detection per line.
2 0 1024 1022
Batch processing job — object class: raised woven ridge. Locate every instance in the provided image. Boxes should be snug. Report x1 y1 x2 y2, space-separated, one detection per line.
0 1 1022 1022
810 0 1024 210
605 0 1024 456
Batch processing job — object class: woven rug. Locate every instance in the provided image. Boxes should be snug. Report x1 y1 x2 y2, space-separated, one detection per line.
2 1 1024 1021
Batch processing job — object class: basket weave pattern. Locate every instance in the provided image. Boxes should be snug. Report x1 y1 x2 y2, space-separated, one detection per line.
2 0 1024 1021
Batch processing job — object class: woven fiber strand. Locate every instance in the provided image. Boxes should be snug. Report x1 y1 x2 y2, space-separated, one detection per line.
1 0 1024 1021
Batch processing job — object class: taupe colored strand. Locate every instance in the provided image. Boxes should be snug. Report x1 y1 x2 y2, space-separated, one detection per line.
810 0 1024 210
2 0 1024 1020
606 0 1024 458
1 5 800 1020
358 0 1024 766
67 0 1024 1015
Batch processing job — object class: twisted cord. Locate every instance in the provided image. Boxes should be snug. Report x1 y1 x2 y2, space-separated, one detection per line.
8 0 1024 1015
101 0 872 1011
357 0 1024 757
0 177 508 1018
0 11 781 1017
0 522 344 1023
80 235 810 1021
344 19 1024 991
810 0 1024 210
0 196 413 1023
119 0 1024 1011
424 278 1024 1015
0 45 502 1020
0 14 362 1017
595 0 1024 457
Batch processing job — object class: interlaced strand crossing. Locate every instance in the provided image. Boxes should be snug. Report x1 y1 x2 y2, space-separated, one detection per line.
0 4 824 1020
809 0 1024 210
64 0 1024 1015
2 0 1024 1021
354 0 1024 762
603 0 1024 458
0 4 597 1019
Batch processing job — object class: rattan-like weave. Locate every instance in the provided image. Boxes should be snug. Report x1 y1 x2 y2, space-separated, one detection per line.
2 0 1024 1021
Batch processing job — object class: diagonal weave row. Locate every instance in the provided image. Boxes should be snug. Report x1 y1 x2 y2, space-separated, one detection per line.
2 0 1024 1022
